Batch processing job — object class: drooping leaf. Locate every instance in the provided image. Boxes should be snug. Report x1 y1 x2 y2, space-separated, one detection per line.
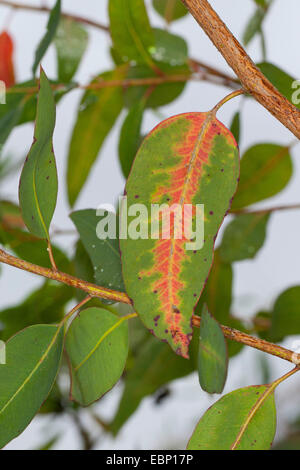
232 143 292 210
109 0 155 67
119 100 145 178
270 286 300 341
0 283 72 341
19 69 58 239
230 111 241 145
198 306 228 394
187 385 276 450
0 31 15 87
70 209 125 296
243 6 265 46
66 66 126 206
220 212 270 263
65 307 129 405
195 250 233 324
0 324 64 448
257 62 300 110
32 0 61 75
111 324 197 435
54 18 88 83
152 28 188 66
120 112 239 358
152 0 188 23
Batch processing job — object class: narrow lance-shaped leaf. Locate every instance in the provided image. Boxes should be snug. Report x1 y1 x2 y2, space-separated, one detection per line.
32 0 61 75
54 18 88 83
19 68 58 239
0 324 64 448
0 31 15 87
230 111 241 145
120 111 239 358
109 0 155 67
198 305 228 394
65 308 129 406
187 385 276 450
67 66 126 206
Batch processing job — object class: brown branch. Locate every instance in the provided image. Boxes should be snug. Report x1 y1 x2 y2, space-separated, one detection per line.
181 0 300 139
0 0 109 32
0 247 300 365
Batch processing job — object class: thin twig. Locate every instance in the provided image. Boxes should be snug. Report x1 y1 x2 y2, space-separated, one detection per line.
0 247 300 365
182 0 300 139
0 0 109 32
231 203 300 215
47 239 57 271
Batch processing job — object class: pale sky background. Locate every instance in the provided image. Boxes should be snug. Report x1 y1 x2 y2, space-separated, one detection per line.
0 0 300 450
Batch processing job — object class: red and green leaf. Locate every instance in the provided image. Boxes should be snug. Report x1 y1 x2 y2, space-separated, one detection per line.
0 31 15 88
120 111 239 358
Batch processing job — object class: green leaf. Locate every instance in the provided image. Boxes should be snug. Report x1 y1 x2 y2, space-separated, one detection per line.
121 112 239 357
119 100 145 178
152 0 188 23
230 111 241 145
109 0 155 67
152 28 188 66
232 143 292 210
198 306 228 394
124 62 189 109
270 286 300 341
70 209 125 296
54 18 88 83
111 325 197 435
257 62 300 110
243 6 265 45
196 250 233 324
0 283 72 341
0 324 64 448
65 307 129 405
19 69 58 239
32 0 61 75
66 67 125 206
187 385 276 450
220 212 270 263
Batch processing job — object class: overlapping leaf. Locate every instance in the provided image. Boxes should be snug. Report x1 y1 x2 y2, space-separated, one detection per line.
120 111 239 357
19 69 58 239
152 0 188 23
119 100 145 178
0 324 63 448
65 307 129 405
187 385 276 450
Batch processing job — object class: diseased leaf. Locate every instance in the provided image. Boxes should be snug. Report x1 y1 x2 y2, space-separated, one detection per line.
32 0 61 75
65 307 129 405
111 324 197 435
70 209 125 296
198 306 228 394
109 0 155 67
0 31 15 87
232 143 292 210
19 69 58 239
120 112 239 357
54 18 88 83
187 385 276 450
0 324 64 448
67 67 125 206
119 100 145 178
270 286 300 341
220 212 270 263
152 0 188 23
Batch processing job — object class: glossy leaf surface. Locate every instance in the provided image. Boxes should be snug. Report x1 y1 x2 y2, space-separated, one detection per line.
121 111 239 357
